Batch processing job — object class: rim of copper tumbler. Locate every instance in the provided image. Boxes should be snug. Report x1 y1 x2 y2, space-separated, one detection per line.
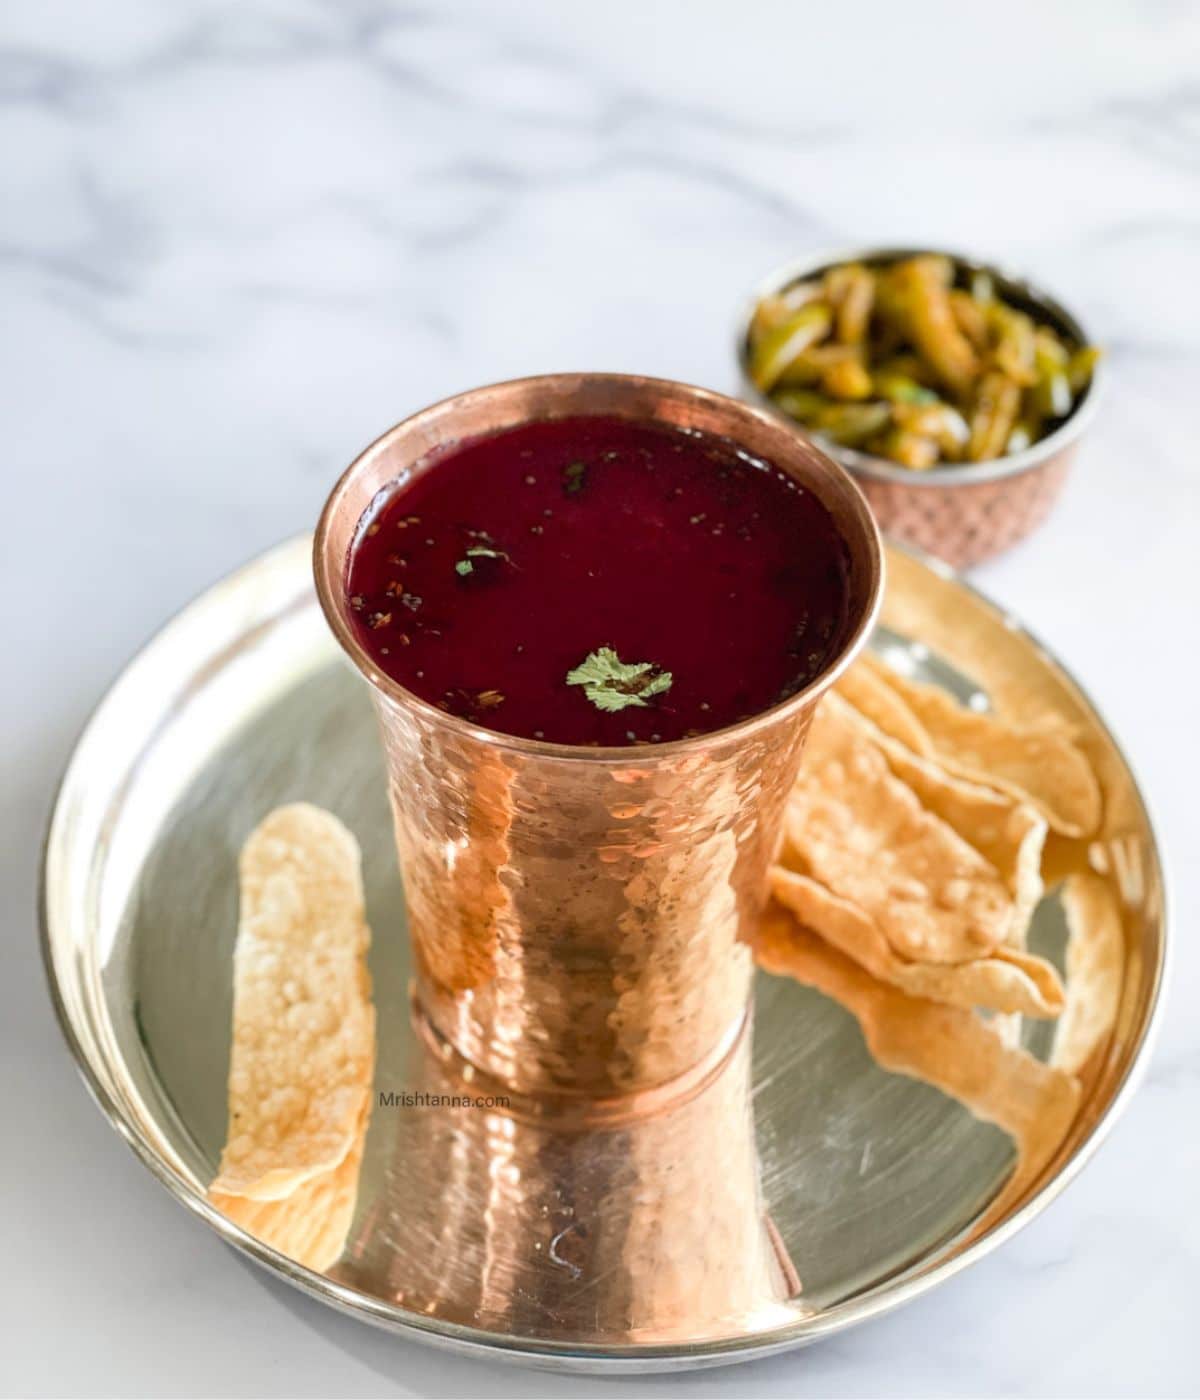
736 245 1105 488
314 372 884 761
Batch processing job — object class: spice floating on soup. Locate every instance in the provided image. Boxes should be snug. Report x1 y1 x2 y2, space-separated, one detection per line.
747 255 1101 470
345 416 851 745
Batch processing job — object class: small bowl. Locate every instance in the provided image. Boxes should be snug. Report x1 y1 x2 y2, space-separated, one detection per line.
735 246 1104 569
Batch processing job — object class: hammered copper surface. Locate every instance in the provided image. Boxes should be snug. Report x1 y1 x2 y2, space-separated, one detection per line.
314 374 883 1098
377 692 806 1098
40 537 1168 1371
736 247 1102 569
340 1016 800 1342
855 447 1075 569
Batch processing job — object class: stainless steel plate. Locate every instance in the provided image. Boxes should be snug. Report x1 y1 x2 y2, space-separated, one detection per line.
41 536 1168 1373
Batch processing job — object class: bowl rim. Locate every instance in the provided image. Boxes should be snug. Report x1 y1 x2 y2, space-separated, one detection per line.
735 244 1104 488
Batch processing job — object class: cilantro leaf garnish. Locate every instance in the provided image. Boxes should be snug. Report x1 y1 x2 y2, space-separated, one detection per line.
565 647 673 713
454 545 508 576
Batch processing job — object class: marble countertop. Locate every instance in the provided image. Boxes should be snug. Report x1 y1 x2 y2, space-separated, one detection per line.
3 3 1197 1396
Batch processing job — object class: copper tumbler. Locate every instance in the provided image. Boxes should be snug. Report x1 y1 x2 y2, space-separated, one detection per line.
315 374 882 1103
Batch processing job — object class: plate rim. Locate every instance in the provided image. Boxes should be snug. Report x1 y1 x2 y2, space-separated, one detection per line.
38 533 1172 1374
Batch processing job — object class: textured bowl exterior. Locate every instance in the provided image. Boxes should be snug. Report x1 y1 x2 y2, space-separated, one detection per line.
314 373 882 1100
853 445 1076 569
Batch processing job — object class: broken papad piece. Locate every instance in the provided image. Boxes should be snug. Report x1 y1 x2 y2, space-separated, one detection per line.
847 704 1047 945
210 1100 369 1273
835 656 933 757
862 660 1101 838
210 803 376 1202
1051 873 1125 1075
986 1011 1023 1049
783 694 1019 963
771 867 1064 1017
754 902 1081 1201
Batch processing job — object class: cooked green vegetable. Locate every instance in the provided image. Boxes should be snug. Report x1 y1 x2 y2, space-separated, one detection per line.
826 262 875 344
821 357 873 400
968 370 1022 462
874 371 938 406
893 401 970 458
812 402 891 446
748 254 1101 470
771 389 828 421
776 343 858 388
1032 370 1072 419
1066 345 1101 394
989 305 1037 387
887 257 980 396
949 289 990 353
748 303 832 392
873 427 939 471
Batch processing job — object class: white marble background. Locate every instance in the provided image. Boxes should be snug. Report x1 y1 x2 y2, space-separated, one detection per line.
3 2 1198 1396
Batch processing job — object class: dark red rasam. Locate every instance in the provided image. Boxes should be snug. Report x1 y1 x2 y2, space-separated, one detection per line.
345 415 851 745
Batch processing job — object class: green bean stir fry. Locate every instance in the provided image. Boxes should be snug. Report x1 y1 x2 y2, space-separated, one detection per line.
747 256 1100 469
